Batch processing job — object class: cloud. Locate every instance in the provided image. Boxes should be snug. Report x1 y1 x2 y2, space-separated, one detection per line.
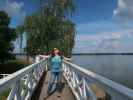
73 30 133 53
73 0 133 53
113 0 133 21
76 20 124 35
0 0 26 25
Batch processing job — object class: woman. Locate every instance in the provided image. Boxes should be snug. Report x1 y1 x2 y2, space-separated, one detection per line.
47 48 63 94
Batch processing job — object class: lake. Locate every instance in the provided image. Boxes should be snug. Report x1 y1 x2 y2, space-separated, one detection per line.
72 55 133 89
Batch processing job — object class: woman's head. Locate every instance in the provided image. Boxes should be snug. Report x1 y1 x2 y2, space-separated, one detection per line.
51 48 61 57
54 48 59 54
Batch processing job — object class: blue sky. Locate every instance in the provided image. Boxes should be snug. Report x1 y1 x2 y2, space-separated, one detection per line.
0 0 133 53
73 0 117 23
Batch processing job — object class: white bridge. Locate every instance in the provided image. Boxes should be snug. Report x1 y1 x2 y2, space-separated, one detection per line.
0 58 133 100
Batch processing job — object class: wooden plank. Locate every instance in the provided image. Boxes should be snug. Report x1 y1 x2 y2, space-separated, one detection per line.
38 71 75 100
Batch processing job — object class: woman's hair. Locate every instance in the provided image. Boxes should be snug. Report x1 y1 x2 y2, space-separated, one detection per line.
51 48 62 57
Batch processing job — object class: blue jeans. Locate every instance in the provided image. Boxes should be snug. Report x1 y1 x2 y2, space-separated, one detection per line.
47 72 61 93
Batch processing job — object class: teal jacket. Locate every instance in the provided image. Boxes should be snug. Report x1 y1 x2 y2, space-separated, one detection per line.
49 55 63 72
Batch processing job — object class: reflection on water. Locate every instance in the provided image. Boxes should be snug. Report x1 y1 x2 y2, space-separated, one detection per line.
72 55 133 89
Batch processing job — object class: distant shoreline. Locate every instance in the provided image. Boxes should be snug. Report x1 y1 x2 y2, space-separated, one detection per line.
72 53 133 55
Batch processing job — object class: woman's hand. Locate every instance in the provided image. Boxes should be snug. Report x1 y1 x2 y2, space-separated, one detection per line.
39 55 50 59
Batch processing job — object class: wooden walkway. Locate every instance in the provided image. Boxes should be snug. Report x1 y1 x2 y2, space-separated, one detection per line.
31 71 75 100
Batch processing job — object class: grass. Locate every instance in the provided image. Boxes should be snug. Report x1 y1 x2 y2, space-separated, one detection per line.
0 89 10 100
0 59 31 74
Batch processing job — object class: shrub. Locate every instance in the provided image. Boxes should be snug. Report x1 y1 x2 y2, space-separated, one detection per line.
0 59 31 74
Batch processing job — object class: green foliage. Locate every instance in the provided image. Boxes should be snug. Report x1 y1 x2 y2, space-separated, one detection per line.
19 0 76 57
0 59 30 74
0 11 17 63
0 89 10 100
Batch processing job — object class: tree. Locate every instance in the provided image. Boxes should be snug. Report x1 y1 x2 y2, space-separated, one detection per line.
20 0 76 57
0 11 16 63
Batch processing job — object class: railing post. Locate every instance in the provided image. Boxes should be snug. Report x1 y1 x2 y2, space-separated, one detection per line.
72 72 76 88
85 82 97 100
81 78 87 100
16 80 21 100
7 80 21 100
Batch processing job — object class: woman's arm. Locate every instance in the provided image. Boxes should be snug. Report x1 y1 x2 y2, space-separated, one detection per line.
63 56 72 61
39 55 50 59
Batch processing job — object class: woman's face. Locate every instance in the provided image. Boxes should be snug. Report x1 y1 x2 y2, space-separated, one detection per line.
54 49 59 54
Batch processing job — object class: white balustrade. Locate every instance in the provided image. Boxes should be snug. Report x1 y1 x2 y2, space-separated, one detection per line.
0 74 10 78
0 59 48 100
63 60 133 100
1 57 133 100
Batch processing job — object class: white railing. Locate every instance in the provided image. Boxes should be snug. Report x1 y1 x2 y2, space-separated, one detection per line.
63 60 133 100
0 74 10 78
1 58 133 100
0 59 48 100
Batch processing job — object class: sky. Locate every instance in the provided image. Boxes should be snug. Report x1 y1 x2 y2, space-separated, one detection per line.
0 0 133 53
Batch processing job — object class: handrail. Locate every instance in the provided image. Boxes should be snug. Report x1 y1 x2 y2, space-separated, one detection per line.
1 57 133 100
63 60 133 100
0 59 48 100
0 74 10 78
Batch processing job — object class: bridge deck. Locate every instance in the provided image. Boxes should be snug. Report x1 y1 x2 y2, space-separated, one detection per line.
32 71 75 100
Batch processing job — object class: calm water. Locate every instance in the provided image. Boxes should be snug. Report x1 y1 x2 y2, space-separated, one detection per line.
72 55 133 89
